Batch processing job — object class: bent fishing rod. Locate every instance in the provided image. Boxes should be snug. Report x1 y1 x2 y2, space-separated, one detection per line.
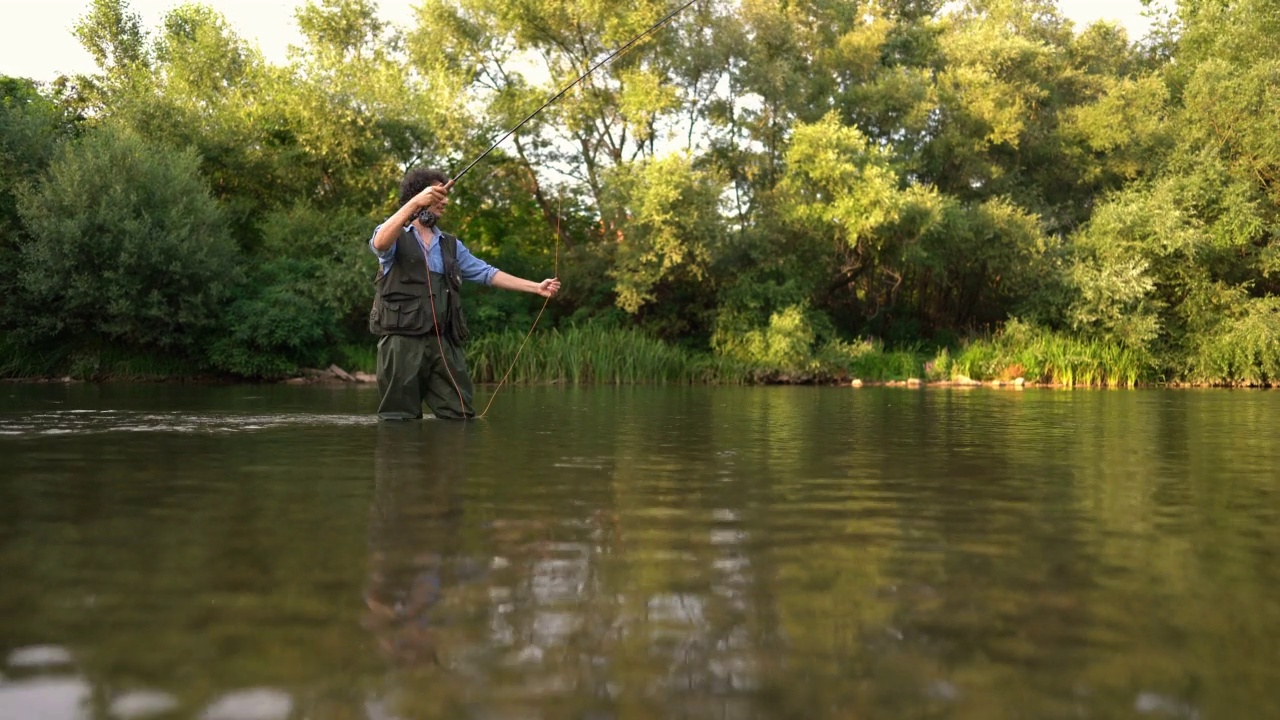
446 0 699 186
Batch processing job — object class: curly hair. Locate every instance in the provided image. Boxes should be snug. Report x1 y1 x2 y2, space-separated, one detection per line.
399 167 450 206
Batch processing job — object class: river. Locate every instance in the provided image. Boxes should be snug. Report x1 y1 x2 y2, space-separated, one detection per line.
2 383 1277 719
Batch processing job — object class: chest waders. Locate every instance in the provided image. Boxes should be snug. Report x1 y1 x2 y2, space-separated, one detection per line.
369 228 474 420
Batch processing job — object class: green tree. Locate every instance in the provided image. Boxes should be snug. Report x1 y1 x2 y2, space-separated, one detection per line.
604 154 726 339
1063 0 1280 382
0 77 75 315
206 202 379 378
409 0 703 235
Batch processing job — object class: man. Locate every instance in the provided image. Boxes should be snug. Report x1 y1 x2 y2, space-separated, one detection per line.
369 168 560 420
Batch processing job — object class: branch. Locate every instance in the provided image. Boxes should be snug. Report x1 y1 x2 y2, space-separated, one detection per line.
512 134 575 250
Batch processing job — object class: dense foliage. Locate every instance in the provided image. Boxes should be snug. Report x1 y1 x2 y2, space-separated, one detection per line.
1 0 1276 385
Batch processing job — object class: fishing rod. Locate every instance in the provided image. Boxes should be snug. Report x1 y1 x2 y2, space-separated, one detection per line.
447 0 700 185
424 0 699 420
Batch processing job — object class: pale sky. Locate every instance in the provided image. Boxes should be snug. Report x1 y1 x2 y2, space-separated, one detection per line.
1 0 1165 84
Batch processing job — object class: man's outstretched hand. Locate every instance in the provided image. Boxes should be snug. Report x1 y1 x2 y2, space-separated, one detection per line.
536 278 562 298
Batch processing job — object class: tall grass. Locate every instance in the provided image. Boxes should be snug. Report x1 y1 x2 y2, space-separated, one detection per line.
0 335 66 379
0 324 1189 388
946 322 1149 387
468 325 750 384
816 338 926 381
336 343 377 375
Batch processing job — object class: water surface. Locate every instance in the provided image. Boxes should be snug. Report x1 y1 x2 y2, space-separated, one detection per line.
2 384 1278 719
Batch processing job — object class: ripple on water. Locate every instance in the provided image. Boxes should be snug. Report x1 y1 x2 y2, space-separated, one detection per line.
0 410 376 437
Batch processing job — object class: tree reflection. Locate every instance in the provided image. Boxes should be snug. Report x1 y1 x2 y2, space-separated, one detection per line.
364 408 774 719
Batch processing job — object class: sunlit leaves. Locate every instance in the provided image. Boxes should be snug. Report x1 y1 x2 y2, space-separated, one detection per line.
155 3 257 97
73 0 149 73
1181 58 1280 207
779 113 903 245
1187 297 1280 385
1060 0 1280 368
616 68 680 148
606 154 724 313
295 0 386 64
713 303 819 370
1063 73 1171 182
1069 255 1161 349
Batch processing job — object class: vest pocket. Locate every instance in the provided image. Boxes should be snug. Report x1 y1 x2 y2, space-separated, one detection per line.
379 298 424 331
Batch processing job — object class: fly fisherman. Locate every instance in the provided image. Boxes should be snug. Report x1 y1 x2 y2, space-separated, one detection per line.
369 168 561 420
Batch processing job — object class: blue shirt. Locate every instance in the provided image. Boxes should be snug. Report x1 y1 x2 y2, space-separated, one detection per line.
369 224 499 285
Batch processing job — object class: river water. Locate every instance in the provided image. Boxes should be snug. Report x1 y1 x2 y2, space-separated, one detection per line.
1 384 1277 719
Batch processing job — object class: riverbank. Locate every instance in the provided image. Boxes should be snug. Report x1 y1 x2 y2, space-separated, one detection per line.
7 369 1272 390
4 324 1275 389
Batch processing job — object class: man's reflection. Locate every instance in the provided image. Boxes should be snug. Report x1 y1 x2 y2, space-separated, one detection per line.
365 422 470 669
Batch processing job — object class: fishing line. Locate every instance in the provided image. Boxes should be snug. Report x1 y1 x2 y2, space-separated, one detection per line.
424 265 470 418
477 193 560 419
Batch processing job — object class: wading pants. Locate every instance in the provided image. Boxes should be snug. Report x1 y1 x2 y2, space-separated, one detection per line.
376 333 475 420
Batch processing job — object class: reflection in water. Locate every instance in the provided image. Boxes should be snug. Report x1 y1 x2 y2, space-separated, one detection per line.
364 419 772 718
1 385 1278 718
199 688 293 720
366 423 471 671
0 676 90 720
107 690 179 720
6 645 75 669
366 422 606 716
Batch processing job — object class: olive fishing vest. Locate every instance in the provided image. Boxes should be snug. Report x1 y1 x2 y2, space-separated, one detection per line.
368 226 470 344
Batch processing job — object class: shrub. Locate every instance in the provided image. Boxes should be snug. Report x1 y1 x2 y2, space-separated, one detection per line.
13 124 238 352
207 280 332 378
1185 298 1280 386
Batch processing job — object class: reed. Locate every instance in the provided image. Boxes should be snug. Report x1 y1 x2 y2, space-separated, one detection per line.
817 338 926 381
88 350 196 381
336 343 378 375
467 325 749 384
0 325 1170 388
0 336 66 379
946 324 1150 387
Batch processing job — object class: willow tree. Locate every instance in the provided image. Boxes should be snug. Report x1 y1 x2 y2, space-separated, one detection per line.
1066 0 1280 383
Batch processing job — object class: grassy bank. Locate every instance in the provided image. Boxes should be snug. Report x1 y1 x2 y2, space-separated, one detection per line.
0 337 201 381
4 324 1273 388
937 323 1150 388
766 322 1150 387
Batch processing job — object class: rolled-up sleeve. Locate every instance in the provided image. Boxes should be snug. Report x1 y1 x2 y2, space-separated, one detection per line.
455 239 499 285
369 224 397 276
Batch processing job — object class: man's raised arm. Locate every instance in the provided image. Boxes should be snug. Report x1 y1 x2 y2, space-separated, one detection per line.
372 182 452 252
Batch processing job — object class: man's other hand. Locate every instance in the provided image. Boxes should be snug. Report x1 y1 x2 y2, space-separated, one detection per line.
536 278 561 298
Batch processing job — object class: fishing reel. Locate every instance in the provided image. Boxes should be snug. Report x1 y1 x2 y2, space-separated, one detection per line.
415 209 439 228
